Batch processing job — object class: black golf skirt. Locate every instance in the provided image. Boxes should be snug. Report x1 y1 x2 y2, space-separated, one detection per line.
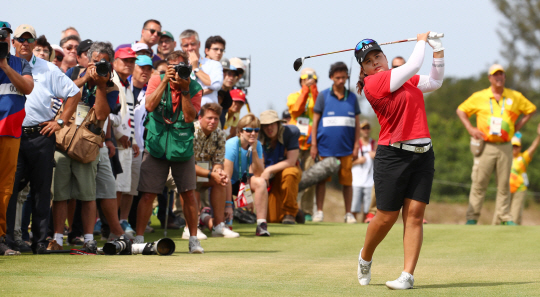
373 144 435 211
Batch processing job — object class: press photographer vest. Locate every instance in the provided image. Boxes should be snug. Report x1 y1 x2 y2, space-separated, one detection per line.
144 74 202 162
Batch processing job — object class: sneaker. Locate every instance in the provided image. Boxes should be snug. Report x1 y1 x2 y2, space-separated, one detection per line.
465 220 478 225
357 259 372 286
312 210 324 222
305 214 312 222
345 213 357 224
82 240 98 254
120 221 136 237
212 222 240 238
188 237 204 254
256 222 271 236
364 213 375 223
182 228 207 240
0 242 21 256
502 221 518 226
282 214 296 224
67 236 84 246
93 220 102 236
386 271 414 290
47 240 63 251
13 239 32 253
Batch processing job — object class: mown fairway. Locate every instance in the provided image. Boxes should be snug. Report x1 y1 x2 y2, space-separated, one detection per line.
1 220 539 296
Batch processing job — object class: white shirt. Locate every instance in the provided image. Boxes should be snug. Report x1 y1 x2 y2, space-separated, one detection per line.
132 85 147 149
352 139 375 188
197 57 223 106
22 55 80 126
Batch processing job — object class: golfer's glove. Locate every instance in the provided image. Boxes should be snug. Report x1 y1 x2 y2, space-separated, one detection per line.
428 32 444 52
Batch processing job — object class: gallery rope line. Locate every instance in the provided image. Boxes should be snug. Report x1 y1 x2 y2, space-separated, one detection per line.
433 179 540 195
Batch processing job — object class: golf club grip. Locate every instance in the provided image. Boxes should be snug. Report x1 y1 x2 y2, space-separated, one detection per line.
408 33 445 41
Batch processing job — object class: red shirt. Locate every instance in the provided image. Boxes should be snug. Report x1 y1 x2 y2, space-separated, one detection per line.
146 75 202 113
364 70 430 145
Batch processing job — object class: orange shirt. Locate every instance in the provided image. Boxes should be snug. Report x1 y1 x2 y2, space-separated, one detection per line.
146 75 202 113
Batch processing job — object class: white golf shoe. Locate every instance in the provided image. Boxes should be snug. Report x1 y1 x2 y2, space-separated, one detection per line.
312 210 324 222
357 249 372 286
212 222 240 238
386 271 414 290
345 213 357 224
182 228 208 240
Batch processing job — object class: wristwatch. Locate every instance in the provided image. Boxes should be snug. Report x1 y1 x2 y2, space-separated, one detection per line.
57 119 64 128
193 67 200 73
181 89 190 96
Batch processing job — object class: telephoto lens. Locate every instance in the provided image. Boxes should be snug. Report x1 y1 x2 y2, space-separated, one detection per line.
173 62 192 80
95 59 111 77
131 238 176 256
103 237 132 255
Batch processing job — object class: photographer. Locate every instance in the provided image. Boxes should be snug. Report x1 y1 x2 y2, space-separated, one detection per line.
51 42 119 250
5 24 81 254
0 21 34 256
136 50 204 253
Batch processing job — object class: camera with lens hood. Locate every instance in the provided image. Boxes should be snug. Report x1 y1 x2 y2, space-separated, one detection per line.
103 237 132 255
173 62 192 80
0 30 9 59
95 59 112 77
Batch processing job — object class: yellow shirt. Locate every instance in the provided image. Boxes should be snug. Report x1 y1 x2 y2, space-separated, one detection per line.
287 90 315 150
458 87 536 143
510 151 531 193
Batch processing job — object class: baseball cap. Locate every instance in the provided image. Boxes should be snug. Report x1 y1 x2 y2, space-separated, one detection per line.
115 47 136 59
220 57 238 72
161 31 174 41
51 44 64 56
282 109 291 119
354 39 382 64
360 120 370 128
77 39 93 56
14 24 36 38
0 21 13 34
230 89 246 103
229 57 246 75
131 43 150 53
489 64 505 75
260 110 280 125
511 136 521 147
136 55 153 67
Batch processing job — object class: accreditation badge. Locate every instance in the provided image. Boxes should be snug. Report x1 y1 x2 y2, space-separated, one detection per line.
489 117 503 136
76 104 90 126
522 173 529 187
296 117 310 136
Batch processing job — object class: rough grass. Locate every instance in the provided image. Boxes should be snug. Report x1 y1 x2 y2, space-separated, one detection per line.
1 219 539 296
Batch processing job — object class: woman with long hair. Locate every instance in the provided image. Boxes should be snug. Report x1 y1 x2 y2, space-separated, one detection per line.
355 32 444 290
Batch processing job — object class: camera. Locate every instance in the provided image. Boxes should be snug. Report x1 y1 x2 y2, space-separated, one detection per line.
103 237 132 255
95 59 111 77
173 62 192 80
0 30 8 59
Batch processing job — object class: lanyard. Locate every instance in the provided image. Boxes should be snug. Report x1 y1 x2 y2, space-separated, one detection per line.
489 97 505 116
237 138 252 181
329 87 349 101
82 83 97 105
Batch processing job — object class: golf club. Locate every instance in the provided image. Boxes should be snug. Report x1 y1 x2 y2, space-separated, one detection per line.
293 33 444 71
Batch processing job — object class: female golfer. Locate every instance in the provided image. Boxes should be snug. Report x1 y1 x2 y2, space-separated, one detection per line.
355 31 444 289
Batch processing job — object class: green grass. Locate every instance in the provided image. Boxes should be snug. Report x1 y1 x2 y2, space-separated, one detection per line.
1 220 539 296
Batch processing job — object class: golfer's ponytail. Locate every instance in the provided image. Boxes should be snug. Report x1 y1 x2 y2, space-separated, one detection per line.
356 69 367 94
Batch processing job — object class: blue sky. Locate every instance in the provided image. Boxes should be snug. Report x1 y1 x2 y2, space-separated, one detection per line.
6 0 505 116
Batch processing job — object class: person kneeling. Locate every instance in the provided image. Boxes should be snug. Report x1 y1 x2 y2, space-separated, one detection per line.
259 110 302 224
224 114 270 236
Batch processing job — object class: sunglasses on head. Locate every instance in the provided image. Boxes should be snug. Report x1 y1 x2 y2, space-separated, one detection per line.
242 127 260 133
145 28 162 36
355 39 377 52
15 37 35 44
0 21 11 29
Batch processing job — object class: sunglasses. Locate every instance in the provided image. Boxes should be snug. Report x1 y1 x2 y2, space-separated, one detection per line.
392 65 400 68
210 47 225 53
242 127 260 133
361 126 371 130
56 54 64 62
63 45 78 51
16 37 35 43
355 39 377 52
145 28 162 36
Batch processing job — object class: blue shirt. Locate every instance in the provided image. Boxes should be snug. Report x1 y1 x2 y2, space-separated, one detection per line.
314 87 360 157
225 136 263 184
23 55 80 126
65 67 118 111
262 125 300 167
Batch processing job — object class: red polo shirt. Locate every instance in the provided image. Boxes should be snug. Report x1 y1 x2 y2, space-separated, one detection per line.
364 70 430 145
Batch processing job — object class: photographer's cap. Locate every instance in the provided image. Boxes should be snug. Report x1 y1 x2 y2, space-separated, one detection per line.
14 24 36 38
115 47 136 59
136 55 153 67
77 39 93 56
51 44 64 56
260 110 280 125
354 39 382 64
0 21 13 34
230 89 246 103
161 31 174 41
489 64 505 75
131 43 151 55
220 57 237 72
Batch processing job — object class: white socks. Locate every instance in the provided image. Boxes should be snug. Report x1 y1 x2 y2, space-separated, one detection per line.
257 219 266 225
359 248 372 265
83 234 93 243
135 235 144 243
189 236 197 241
54 233 63 246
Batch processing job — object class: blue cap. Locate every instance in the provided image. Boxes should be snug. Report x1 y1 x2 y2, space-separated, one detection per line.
136 55 153 68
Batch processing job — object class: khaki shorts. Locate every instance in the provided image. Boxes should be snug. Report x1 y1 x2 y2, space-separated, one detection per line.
53 150 99 202
138 150 196 194
96 147 117 199
321 155 353 186
115 148 133 192
127 153 142 196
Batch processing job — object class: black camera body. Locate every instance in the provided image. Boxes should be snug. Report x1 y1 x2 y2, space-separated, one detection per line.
174 62 192 80
0 29 9 59
95 59 111 77
103 237 132 255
